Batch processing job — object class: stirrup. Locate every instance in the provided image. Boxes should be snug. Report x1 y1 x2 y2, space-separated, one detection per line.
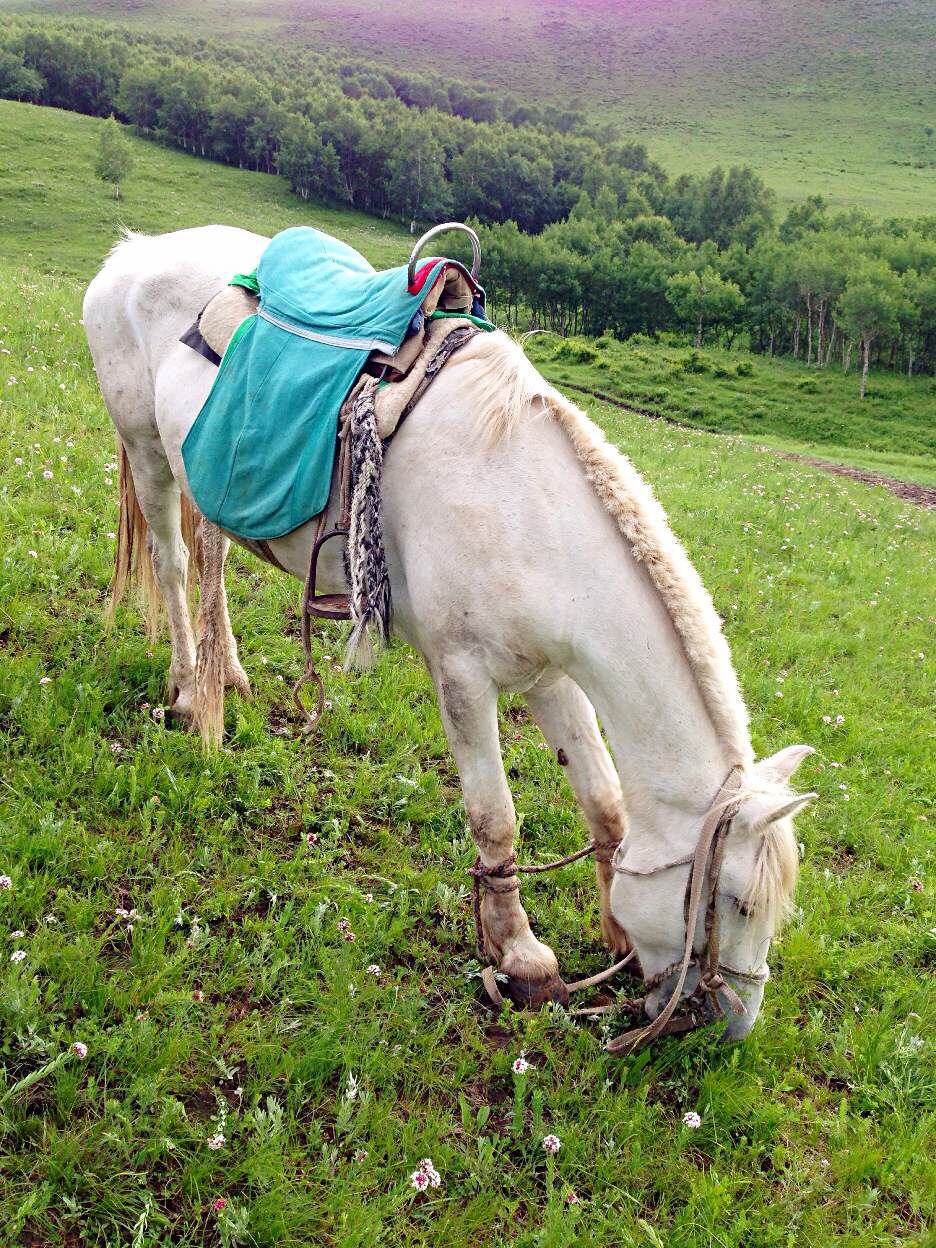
305 527 351 621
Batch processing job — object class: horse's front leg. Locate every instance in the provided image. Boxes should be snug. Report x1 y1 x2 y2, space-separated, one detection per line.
525 674 632 960
431 654 568 1008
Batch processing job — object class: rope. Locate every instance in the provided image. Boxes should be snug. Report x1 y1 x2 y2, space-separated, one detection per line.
469 838 616 965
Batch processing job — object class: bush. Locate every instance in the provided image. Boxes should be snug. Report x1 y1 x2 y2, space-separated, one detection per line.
736 360 754 377
553 338 600 365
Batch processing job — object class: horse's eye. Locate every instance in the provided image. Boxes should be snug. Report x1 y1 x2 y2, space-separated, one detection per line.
727 894 752 918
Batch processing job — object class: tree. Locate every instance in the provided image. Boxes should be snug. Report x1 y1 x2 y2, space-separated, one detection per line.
95 115 134 200
0 49 44 101
666 266 743 347
837 261 903 398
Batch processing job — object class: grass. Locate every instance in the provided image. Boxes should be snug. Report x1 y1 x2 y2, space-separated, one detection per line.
527 333 936 486
1 260 933 1244
0 100 412 279
2 0 934 216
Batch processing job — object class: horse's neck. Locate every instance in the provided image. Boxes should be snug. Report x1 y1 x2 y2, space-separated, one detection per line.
568 602 738 855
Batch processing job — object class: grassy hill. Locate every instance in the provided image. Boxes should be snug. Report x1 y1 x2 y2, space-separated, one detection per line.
3 0 935 216
0 94 932 1248
0 100 410 279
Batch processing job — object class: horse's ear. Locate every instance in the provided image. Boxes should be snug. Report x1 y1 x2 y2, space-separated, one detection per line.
737 789 817 835
757 744 815 783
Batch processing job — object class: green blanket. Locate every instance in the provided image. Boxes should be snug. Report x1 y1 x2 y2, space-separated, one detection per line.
182 226 454 540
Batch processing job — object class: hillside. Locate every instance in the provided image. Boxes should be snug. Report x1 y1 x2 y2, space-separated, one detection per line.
2 0 934 215
2 99 933 488
1 260 932 1248
0 100 410 278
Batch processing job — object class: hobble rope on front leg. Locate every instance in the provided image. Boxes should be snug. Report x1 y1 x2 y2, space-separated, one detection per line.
468 854 520 961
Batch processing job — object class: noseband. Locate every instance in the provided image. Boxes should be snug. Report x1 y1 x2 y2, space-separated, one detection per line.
605 763 768 1055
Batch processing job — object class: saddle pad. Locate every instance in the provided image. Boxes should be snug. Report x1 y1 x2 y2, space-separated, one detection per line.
181 226 456 540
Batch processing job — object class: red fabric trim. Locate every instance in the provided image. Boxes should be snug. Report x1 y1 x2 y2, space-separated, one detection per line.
408 258 445 295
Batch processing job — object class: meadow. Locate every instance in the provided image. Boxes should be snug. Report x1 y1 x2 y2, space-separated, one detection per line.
2 0 935 216
0 100 934 1246
0 101 410 279
2 262 933 1247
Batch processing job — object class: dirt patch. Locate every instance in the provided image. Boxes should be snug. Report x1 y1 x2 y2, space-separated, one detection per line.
770 450 936 509
560 381 936 510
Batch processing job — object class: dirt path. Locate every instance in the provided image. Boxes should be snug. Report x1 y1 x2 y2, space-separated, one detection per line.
560 381 936 510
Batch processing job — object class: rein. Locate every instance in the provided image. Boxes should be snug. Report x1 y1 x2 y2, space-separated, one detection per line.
605 763 750 1054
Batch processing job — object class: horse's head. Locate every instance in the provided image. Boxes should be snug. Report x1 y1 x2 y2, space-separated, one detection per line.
611 745 816 1043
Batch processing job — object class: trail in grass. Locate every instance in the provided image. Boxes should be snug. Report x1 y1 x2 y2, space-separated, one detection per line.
558 381 936 509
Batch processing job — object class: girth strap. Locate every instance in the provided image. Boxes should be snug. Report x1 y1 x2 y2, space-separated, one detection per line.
606 765 747 1055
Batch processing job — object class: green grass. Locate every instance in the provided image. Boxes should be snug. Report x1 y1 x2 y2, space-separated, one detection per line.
0 100 412 279
527 333 936 486
1 261 934 1245
2 0 935 215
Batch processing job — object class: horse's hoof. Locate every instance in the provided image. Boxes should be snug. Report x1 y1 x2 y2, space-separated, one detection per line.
506 970 570 1010
225 665 252 699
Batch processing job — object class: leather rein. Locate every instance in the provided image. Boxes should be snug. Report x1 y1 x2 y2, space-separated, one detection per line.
605 763 762 1054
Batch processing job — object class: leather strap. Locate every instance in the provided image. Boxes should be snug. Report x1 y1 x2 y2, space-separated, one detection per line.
606 765 745 1055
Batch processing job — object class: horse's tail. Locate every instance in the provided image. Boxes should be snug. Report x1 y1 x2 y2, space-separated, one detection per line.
107 442 200 638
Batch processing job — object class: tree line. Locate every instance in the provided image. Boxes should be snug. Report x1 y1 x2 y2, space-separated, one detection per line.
476 195 936 393
2 18 934 388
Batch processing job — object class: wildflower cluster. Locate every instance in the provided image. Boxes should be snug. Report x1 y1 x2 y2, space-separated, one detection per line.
410 1157 442 1192
338 917 355 942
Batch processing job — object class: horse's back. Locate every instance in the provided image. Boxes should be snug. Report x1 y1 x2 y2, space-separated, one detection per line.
84 225 267 359
83 226 269 454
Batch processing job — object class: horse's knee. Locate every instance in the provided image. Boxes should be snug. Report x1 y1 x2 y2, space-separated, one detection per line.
585 789 627 847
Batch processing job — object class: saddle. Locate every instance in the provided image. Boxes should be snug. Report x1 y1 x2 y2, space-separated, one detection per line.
181 224 488 543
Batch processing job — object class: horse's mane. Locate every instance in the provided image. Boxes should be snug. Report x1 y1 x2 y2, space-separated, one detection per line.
463 330 754 767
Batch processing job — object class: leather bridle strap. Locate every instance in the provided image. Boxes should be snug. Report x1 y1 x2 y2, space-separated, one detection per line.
606 764 746 1056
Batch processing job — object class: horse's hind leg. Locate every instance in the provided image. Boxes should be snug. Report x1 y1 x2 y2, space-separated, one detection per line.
431 653 567 1008
524 674 632 959
193 521 251 745
123 441 198 719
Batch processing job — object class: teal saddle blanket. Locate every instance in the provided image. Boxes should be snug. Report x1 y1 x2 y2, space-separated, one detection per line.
181 226 457 540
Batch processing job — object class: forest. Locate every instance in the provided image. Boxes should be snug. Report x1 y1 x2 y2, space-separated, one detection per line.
2 17 935 388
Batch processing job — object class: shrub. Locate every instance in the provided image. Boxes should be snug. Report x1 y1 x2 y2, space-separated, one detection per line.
553 338 599 365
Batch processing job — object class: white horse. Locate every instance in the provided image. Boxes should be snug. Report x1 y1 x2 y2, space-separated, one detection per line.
83 225 815 1040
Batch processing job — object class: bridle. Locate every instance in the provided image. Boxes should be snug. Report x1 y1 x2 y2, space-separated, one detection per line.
605 763 769 1055
470 763 771 1053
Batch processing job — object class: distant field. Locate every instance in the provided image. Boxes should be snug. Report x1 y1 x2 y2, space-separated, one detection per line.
3 99 934 488
2 0 935 215
0 101 411 279
528 334 936 486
